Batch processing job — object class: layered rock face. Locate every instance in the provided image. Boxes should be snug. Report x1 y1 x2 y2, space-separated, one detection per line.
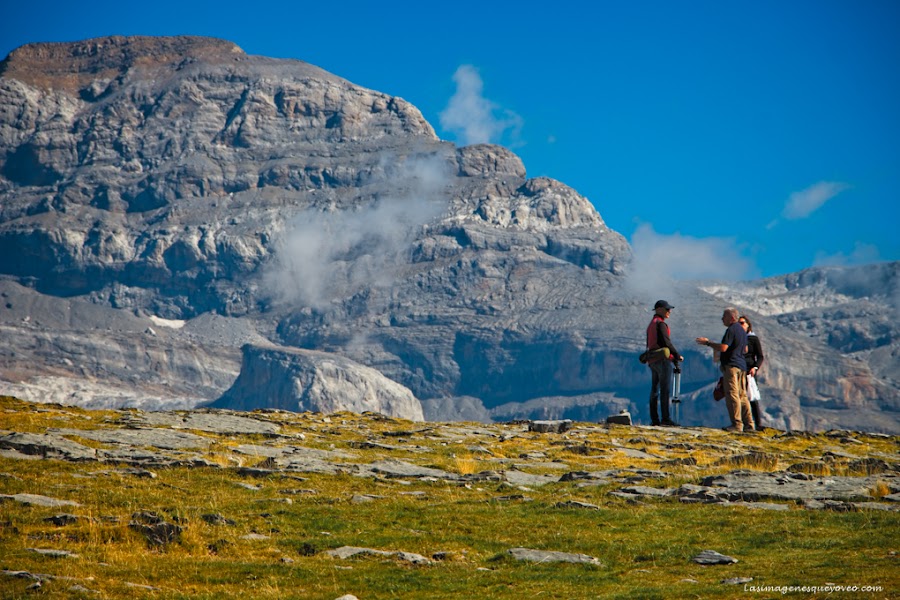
211 344 424 420
0 36 897 431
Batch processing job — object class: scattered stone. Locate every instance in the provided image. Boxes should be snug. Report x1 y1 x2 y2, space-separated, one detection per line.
722 577 753 585
235 467 276 478
852 502 899 511
555 500 601 510
559 470 611 484
367 459 457 480
2 570 48 583
699 471 893 503
201 513 236 526
27 548 79 558
44 514 80 526
507 547 602 566
351 494 385 504
0 493 80 508
129 511 183 547
528 420 573 434
349 440 404 451
502 469 559 487
519 451 548 460
620 485 675 498
50 426 212 450
493 494 532 502
241 533 271 541
822 448 861 460
131 411 282 436
693 550 738 565
326 546 431 565
661 456 698 467
730 501 790 511
125 582 161 591
0 432 96 461
605 411 632 426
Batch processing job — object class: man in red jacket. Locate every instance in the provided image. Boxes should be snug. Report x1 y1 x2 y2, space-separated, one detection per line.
646 299 681 426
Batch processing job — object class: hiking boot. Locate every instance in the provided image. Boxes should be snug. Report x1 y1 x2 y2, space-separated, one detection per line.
722 425 743 432
660 419 678 427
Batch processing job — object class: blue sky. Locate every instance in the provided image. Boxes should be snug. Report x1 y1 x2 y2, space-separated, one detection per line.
2 0 898 280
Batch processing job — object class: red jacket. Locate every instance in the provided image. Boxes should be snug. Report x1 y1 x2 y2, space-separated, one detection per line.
646 315 678 363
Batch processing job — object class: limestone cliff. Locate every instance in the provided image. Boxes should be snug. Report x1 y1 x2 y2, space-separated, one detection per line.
0 36 897 431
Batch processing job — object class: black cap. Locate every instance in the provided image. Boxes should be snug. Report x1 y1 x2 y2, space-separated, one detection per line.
654 299 675 311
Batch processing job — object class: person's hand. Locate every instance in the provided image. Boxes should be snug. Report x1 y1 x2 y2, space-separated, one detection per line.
695 337 709 346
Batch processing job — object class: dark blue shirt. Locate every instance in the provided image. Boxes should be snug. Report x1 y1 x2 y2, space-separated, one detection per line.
720 322 748 370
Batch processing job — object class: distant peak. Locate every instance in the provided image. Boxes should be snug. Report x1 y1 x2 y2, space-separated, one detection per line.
1 35 245 92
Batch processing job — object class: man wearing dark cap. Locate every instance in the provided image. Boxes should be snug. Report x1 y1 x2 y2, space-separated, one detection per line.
646 300 681 426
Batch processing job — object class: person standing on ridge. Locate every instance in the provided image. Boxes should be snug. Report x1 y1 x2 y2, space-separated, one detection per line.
646 300 681 426
696 307 754 432
740 315 765 431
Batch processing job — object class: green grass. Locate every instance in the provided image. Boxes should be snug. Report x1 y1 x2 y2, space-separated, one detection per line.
0 396 897 599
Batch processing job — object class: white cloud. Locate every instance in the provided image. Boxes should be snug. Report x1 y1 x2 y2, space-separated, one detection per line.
813 242 881 268
782 181 849 220
439 65 522 146
265 153 452 309
625 224 755 293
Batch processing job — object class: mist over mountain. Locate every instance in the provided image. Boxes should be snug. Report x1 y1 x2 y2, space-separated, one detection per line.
0 36 897 433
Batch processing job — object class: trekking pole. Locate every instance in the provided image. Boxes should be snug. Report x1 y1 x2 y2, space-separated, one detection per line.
671 358 683 424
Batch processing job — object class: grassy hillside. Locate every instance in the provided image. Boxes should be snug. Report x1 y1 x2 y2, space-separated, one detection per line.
0 396 897 599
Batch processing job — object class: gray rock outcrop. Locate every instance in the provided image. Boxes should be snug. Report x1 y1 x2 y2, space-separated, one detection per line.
211 343 424 420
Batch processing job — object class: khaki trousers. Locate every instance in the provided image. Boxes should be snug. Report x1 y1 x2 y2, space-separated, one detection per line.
723 366 754 431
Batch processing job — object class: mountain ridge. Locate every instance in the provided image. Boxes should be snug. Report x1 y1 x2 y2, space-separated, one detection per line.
0 35 897 433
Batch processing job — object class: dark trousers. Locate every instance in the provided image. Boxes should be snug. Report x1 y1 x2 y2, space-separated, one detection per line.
649 359 673 424
750 400 762 430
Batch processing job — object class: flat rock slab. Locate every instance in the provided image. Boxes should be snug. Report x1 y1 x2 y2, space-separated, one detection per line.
326 546 431 565
51 427 212 450
620 485 675 497
700 471 898 502
693 550 738 565
367 459 458 480
507 547 602 566
502 469 560 487
0 493 80 508
0 431 96 461
232 444 356 461
27 548 79 558
555 500 601 510
126 411 281 436
722 577 754 585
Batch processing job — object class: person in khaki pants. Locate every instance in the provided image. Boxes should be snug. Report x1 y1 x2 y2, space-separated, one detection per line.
695 307 754 432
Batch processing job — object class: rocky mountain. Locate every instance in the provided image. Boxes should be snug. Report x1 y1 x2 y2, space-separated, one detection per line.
0 35 897 433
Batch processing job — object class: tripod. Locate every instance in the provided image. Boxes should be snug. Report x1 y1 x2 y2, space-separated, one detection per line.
671 358 683 424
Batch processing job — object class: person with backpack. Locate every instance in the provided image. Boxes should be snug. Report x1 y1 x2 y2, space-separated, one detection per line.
696 307 755 432
646 300 681 426
740 315 765 431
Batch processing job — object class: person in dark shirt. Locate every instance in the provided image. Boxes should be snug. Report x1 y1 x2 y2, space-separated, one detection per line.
740 315 765 431
696 307 754 432
646 299 682 426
